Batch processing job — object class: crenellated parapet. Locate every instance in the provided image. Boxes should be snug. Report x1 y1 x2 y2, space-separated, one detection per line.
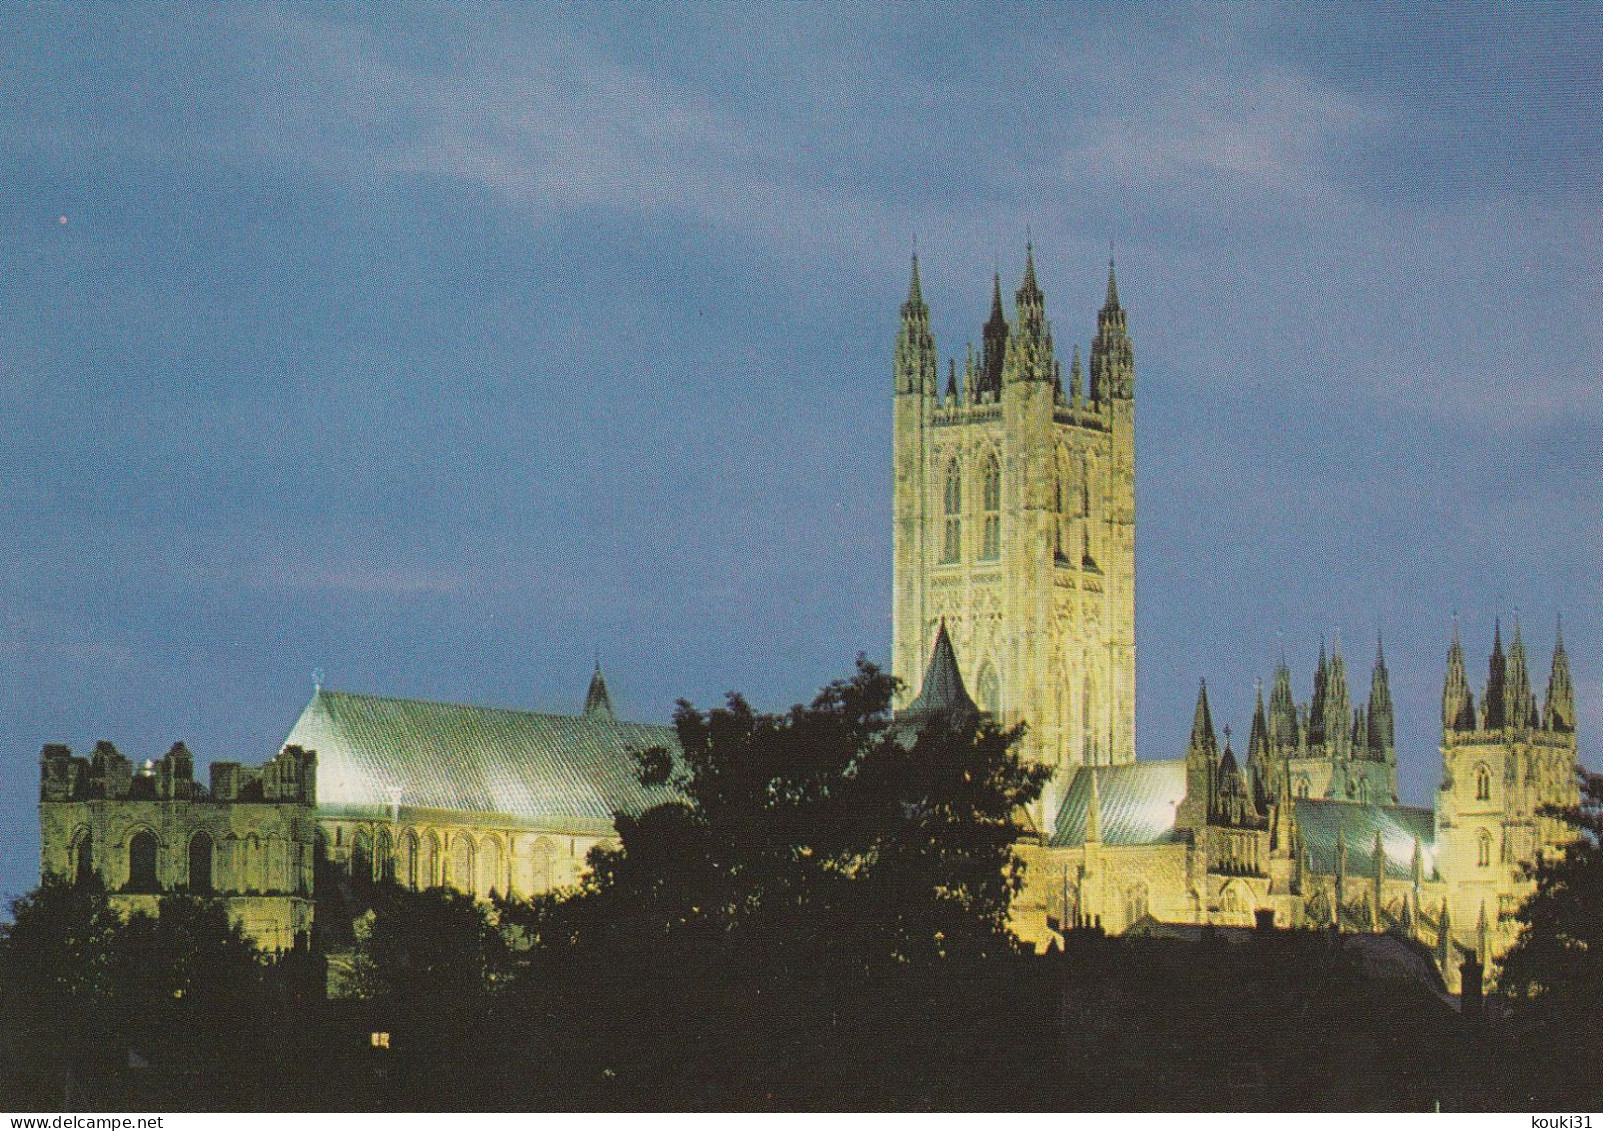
38 742 318 952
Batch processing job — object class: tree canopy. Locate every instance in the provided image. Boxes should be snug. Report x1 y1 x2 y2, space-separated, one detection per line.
541 658 1049 969
1498 767 1603 1010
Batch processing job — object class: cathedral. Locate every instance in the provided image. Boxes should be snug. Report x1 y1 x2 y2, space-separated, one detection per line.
888 250 1580 989
36 247 1581 991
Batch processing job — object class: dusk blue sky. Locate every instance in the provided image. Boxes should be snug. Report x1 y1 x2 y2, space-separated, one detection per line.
2 3 1598 903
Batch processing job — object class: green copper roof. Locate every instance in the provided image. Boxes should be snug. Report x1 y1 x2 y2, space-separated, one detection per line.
283 688 680 829
1293 799 1437 880
1049 761 1186 847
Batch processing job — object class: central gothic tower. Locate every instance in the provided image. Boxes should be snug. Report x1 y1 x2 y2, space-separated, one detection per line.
892 247 1137 825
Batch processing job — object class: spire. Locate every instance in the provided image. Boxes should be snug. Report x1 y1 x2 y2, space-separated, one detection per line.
1246 680 1272 808
1178 679 1219 829
895 252 937 396
584 663 615 721
902 620 978 720
978 271 1009 399
1090 250 1133 400
1367 635 1395 758
1506 616 1534 729
1068 343 1084 403
1307 640 1329 747
1267 653 1300 756
1546 615 1575 732
1483 619 1508 730
1476 900 1489 965
1002 243 1054 384
1411 837 1425 891
1437 899 1453 973
1443 617 1476 733
1188 680 1219 759
1325 635 1352 759
1021 242 1040 297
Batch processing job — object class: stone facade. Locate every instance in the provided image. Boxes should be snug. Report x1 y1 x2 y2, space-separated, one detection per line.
892 249 1136 830
39 741 316 951
1004 624 1579 991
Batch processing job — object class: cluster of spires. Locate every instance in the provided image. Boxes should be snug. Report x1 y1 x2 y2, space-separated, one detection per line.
896 245 1133 408
1443 617 1573 735
1184 636 1398 823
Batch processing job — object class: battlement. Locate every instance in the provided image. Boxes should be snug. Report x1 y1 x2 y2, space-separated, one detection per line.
41 741 316 805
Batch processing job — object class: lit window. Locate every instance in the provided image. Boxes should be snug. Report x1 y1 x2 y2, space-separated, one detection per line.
980 454 1000 561
941 459 962 564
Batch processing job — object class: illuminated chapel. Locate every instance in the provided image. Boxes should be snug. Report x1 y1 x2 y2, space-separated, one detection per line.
37 248 1581 988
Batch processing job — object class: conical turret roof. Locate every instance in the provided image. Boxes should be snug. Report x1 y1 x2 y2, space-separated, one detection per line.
903 621 978 719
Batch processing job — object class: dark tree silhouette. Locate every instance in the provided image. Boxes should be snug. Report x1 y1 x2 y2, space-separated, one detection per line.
1492 767 1603 1103
351 883 510 1006
542 658 1048 969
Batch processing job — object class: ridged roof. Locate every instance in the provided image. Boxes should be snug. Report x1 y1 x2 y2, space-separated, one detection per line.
283 689 680 829
1293 799 1437 880
1049 761 1187 847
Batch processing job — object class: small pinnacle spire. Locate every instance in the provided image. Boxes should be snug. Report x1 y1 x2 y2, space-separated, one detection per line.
1104 255 1120 310
584 662 615 720
990 271 1004 320
1022 241 1039 292
906 251 923 308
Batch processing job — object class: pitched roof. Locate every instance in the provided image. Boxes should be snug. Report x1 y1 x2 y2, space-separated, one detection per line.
901 621 977 720
1293 799 1437 880
1049 761 1187 847
283 688 679 831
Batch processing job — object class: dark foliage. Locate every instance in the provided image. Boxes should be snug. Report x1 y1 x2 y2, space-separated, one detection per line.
539 658 1049 970
1489 767 1603 1107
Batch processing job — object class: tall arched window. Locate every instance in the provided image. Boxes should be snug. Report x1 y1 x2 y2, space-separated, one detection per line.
404 831 420 890
941 459 962 563
1054 451 1069 559
1082 672 1100 764
1296 776 1311 799
977 662 1000 718
533 837 557 894
375 828 395 883
450 834 475 896
980 453 1001 561
351 829 373 883
1477 828 1492 868
1125 881 1149 929
480 836 503 898
73 830 94 886
188 832 213 893
424 832 441 888
1474 764 1491 801
128 830 159 893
